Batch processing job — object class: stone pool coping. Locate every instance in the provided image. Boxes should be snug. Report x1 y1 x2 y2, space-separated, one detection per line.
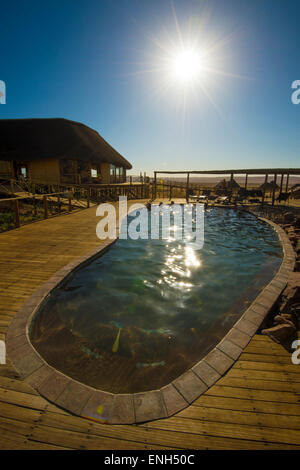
6 215 296 424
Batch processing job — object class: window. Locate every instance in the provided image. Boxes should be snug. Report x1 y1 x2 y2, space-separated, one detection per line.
20 166 27 178
91 168 97 178
110 164 115 176
119 167 123 175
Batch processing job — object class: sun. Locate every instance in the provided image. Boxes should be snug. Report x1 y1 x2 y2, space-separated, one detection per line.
131 3 243 119
170 47 205 84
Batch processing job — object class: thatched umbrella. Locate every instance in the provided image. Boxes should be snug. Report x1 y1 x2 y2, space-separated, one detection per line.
228 178 240 191
291 188 300 199
214 179 227 190
214 178 240 194
259 180 279 196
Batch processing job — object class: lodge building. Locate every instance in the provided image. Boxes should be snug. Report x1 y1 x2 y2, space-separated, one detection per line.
0 118 132 185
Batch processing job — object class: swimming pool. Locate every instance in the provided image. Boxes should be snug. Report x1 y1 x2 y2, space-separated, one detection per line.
30 206 282 393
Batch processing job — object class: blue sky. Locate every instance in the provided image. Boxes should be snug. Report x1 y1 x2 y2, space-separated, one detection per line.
0 0 300 175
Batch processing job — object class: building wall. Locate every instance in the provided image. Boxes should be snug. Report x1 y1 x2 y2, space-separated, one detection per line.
29 159 60 184
0 161 13 179
0 158 129 185
59 159 77 184
100 163 111 184
100 163 127 184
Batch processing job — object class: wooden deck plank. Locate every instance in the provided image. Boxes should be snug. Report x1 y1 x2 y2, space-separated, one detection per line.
141 416 300 446
178 404 300 430
194 394 300 416
217 376 300 393
38 411 300 450
0 365 20 380
40 412 185 450
0 387 50 411
0 376 40 396
229 366 300 382
239 353 294 364
242 346 293 357
0 401 42 423
234 360 300 374
205 384 300 403
0 424 72 450
29 424 177 450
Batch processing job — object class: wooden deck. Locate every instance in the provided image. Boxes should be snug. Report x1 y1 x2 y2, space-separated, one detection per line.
0 201 300 449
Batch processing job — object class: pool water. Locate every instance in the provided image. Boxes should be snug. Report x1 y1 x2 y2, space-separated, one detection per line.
31 207 282 393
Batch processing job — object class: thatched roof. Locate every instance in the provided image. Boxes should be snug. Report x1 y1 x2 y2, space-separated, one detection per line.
291 188 300 199
0 118 132 169
259 180 279 191
214 178 240 190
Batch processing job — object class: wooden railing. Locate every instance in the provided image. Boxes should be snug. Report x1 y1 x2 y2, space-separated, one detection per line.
151 181 207 200
1 178 150 200
0 191 83 231
150 180 300 205
0 179 152 232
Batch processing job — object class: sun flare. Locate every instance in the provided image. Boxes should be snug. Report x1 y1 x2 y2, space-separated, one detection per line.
170 48 205 84
132 3 244 122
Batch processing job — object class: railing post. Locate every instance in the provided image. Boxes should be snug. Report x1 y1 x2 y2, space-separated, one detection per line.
261 174 268 207
43 195 48 219
10 179 14 196
87 189 90 208
57 194 61 213
33 196 37 217
285 174 290 192
229 173 234 203
14 199 20 228
186 172 190 202
279 174 284 196
272 173 277 206
68 193 72 212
